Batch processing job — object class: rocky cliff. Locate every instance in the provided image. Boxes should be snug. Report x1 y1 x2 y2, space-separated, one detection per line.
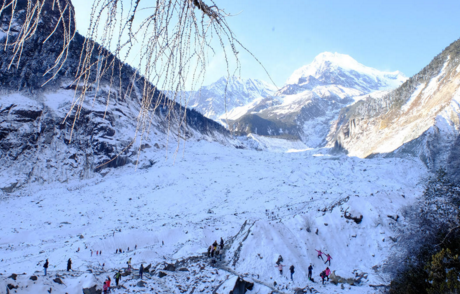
327 39 460 171
0 0 228 192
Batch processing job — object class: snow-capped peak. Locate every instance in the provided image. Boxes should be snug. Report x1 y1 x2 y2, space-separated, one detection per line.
286 52 407 92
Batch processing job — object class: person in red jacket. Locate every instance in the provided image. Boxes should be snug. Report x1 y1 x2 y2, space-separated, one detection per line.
103 281 108 294
106 277 111 292
315 249 324 260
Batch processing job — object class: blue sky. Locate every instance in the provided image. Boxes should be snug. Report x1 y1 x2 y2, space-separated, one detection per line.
74 0 460 87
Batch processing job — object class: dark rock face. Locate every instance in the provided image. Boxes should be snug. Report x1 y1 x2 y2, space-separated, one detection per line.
0 0 228 192
447 135 460 181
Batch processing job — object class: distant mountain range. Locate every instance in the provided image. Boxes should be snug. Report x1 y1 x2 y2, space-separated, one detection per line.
188 52 407 147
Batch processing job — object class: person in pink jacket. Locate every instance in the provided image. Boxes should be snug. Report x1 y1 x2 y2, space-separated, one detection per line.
275 263 286 275
102 281 108 294
315 249 324 260
325 253 332 266
325 267 331 281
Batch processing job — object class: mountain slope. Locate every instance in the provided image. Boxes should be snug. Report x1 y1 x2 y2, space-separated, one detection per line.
185 76 277 123
327 39 460 171
229 53 407 147
0 0 228 192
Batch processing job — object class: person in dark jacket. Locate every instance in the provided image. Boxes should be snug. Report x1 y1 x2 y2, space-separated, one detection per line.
139 264 144 279
67 258 72 271
220 237 224 249
308 264 313 280
207 246 212 258
320 271 326 285
289 265 295 281
43 259 49 276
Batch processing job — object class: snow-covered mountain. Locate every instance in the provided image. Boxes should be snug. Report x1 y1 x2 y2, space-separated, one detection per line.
229 53 407 147
327 39 460 173
185 76 277 123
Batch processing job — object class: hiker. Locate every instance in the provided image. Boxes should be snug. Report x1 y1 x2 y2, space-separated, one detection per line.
113 231 115 237
100 250 102 255
102 263 105 270
324 254 332 266
139 264 144 279
207 246 212 258
308 264 313 280
315 249 324 260
135 245 137 250
220 237 224 249
119 248 122 253
276 255 283 265
127 247 130 252
91 250 93 257
103 281 108 294
116 249 118 254
43 259 49 276
106 277 111 292
127 258 132 272
213 240 218 248
290 265 295 281
275 263 285 275
67 258 72 271
211 246 215 258
218 247 223 261
115 271 122 286
96 250 99 256
325 267 331 281
215 247 221 261
320 270 326 285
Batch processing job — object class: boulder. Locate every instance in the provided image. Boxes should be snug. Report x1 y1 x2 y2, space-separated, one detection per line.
8 274 17 280
137 281 147 287
7 284 18 290
164 263 176 271
158 271 167 278
30 275 38 281
178 267 189 272
53 277 64 284
231 277 254 294
83 285 102 294
143 264 151 273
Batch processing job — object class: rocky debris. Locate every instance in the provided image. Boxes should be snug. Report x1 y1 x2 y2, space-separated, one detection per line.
178 267 189 272
7 284 18 290
158 271 167 278
30 275 38 281
53 277 64 284
8 274 17 280
79 234 84 239
344 211 363 224
137 281 147 287
164 263 176 271
83 285 102 294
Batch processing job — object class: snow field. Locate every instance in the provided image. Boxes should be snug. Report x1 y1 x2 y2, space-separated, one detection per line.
0 139 428 293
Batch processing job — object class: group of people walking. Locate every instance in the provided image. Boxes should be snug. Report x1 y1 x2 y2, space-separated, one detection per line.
273 250 334 286
207 238 225 261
